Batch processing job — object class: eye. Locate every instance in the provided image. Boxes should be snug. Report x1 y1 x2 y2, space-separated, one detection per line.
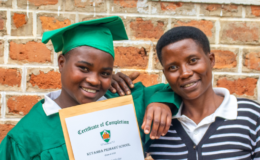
79 66 88 72
169 65 178 71
190 58 198 64
101 72 111 77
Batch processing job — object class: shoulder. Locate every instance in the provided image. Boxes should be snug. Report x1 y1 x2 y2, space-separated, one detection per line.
7 99 64 156
237 98 260 112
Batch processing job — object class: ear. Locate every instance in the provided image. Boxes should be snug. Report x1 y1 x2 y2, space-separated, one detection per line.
208 52 215 68
58 54 66 73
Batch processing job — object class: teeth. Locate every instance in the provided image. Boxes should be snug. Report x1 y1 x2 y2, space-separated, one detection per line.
82 88 96 93
184 82 195 88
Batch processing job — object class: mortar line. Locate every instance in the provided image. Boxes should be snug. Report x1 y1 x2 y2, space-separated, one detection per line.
195 4 200 18
238 47 243 73
2 92 6 119
32 10 37 37
6 9 11 36
21 66 27 92
242 6 246 19
106 0 110 15
147 42 154 70
215 20 220 45
1 92 4 119
161 74 166 83
3 38 9 65
12 0 17 9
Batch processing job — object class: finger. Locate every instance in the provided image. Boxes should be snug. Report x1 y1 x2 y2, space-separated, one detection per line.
113 73 131 95
141 114 146 130
111 81 125 96
143 109 154 135
156 113 167 139
116 74 132 95
108 85 116 93
118 72 135 89
128 71 140 81
150 109 161 139
162 115 172 136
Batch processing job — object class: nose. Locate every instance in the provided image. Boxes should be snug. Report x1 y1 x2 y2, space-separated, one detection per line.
85 73 100 86
179 64 193 79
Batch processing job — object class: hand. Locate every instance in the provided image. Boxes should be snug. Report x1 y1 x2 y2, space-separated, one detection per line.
142 103 172 139
109 72 140 96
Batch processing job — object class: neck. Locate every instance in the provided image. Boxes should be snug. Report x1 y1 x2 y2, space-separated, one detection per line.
181 86 224 124
54 89 80 109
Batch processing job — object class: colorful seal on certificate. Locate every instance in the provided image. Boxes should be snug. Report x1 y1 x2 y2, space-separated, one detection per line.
100 130 111 143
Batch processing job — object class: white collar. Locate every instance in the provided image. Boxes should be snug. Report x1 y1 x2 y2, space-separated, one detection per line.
173 87 238 120
42 90 107 116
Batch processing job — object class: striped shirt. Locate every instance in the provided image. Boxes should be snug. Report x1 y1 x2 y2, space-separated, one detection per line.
148 98 260 160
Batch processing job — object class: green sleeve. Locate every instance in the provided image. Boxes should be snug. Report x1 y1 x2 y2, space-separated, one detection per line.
0 136 31 160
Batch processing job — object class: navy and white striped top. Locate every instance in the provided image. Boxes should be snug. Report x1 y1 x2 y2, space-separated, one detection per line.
148 98 260 160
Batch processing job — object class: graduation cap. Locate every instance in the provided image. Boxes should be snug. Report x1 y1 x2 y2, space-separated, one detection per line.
42 16 128 59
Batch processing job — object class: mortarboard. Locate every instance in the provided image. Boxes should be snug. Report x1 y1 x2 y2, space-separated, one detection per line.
42 16 128 59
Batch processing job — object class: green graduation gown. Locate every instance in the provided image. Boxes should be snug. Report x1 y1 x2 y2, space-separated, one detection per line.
0 82 181 160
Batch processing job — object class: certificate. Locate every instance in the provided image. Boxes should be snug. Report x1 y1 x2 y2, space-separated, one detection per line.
59 95 144 160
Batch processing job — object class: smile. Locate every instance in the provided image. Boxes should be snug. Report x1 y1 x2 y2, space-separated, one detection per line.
184 82 197 88
81 87 97 93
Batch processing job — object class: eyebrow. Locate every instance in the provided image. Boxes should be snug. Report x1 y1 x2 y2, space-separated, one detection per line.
78 61 113 71
78 61 93 66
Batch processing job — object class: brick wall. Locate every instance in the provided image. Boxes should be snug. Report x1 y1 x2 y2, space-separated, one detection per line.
0 0 260 148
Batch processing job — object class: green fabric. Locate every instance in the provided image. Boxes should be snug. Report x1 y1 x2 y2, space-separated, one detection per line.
0 82 181 159
41 16 128 58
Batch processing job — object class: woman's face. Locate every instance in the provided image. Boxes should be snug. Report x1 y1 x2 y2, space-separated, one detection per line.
58 46 114 105
161 39 215 101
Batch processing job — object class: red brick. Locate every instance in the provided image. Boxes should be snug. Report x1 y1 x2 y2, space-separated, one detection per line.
0 124 14 142
201 4 241 17
9 41 51 63
39 16 71 31
244 52 260 71
0 11 7 36
174 20 214 37
28 0 58 6
213 50 237 69
0 16 4 30
129 18 166 40
216 77 257 96
0 68 21 87
133 73 159 87
113 0 137 8
160 2 183 11
114 46 148 69
251 6 260 17
7 96 40 115
0 0 12 8
220 21 260 44
29 70 61 89
65 0 106 12
206 4 221 11
74 0 103 8
12 13 26 28
151 2 195 15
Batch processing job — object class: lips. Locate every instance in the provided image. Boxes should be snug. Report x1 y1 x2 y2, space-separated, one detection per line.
181 80 200 89
81 87 97 93
80 86 99 98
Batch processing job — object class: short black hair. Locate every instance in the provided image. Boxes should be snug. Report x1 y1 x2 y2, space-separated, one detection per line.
156 26 210 64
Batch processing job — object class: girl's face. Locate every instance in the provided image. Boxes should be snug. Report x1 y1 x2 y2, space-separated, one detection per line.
161 39 215 101
58 46 114 105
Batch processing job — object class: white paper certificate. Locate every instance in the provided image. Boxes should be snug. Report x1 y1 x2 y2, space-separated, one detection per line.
65 104 144 160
